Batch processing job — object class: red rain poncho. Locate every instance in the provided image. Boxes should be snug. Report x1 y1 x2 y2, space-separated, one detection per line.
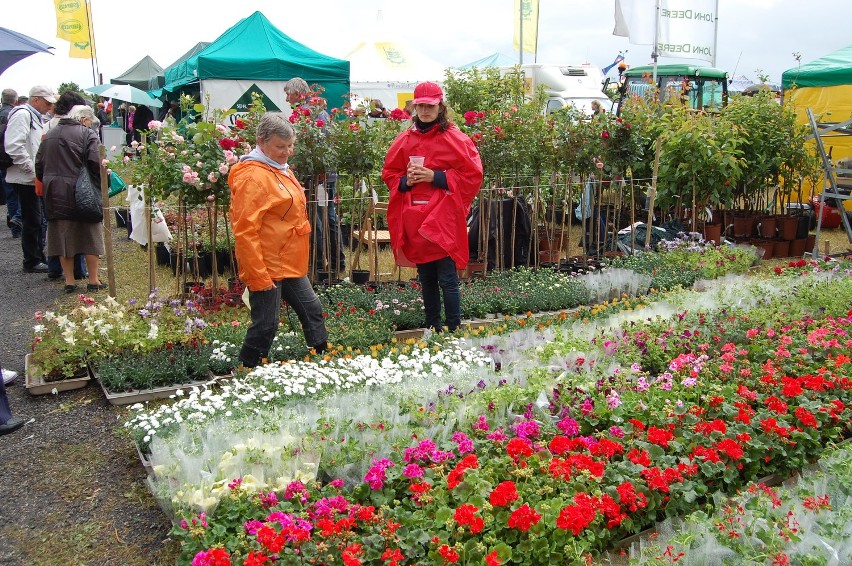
382 123 483 268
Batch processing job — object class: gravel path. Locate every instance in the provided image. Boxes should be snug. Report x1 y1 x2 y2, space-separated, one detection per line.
0 205 175 565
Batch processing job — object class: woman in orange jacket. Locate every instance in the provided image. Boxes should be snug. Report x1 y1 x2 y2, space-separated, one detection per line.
229 112 328 367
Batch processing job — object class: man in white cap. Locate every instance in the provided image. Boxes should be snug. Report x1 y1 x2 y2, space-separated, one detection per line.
3 85 55 273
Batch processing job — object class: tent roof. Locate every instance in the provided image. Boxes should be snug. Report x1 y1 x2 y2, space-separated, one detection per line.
164 11 349 87
111 55 163 90
457 52 517 70
345 40 445 83
782 44 852 89
727 74 753 93
165 41 211 71
154 42 210 92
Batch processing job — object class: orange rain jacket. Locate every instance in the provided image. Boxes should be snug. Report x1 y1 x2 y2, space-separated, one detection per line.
229 160 312 291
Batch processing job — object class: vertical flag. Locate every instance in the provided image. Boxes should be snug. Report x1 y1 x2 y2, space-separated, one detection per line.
656 0 717 65
614 0 718 65
54 0 96 58
513 0 539 55
612 0 656 45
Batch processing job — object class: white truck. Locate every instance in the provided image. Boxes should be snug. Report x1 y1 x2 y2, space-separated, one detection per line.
501 64 611 115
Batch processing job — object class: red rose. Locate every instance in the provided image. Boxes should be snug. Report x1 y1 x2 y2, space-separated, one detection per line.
218 138 238 150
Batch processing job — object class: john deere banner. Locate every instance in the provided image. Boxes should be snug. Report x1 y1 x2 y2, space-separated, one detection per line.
513 0 539 55
656 0 717 65
54 0 95 58
614 0 718 65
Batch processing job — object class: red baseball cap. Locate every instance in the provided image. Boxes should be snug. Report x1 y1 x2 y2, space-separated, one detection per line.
412 82 443 105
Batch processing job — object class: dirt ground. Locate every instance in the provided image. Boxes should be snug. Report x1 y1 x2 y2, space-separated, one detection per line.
0 209 178 566
0 202 850 565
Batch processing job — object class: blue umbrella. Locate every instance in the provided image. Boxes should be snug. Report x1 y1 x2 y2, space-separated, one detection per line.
83 83 163 108
0 27 53 75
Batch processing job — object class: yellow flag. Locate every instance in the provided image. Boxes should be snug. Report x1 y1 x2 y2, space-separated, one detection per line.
512 0 539 55
69 36 95 59
55 0 96 58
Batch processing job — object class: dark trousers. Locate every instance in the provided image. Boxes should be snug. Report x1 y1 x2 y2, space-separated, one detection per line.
417 256 461 332
0 359 12 424
47 254 88 278
1 170 21 228
11 183 45 269
239 276 328 367
311 183 345 272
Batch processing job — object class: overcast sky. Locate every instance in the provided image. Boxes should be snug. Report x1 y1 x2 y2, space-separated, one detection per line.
1 0 848 98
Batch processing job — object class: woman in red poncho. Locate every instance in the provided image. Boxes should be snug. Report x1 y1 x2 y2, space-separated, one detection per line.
381 82 483 332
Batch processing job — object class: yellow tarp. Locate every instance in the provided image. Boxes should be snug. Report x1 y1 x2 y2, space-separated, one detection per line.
784 84 852 211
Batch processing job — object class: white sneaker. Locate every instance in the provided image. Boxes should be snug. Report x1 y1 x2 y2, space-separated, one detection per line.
2 369 18 385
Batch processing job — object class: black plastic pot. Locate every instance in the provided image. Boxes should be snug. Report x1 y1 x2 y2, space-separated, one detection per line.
114 207 129 228
155 243 170 266
351 269 370 285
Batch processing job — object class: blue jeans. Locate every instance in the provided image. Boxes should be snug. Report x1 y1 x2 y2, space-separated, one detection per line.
239 276 328 367
47 254 88 279
1 170 20 232
417 256 461 332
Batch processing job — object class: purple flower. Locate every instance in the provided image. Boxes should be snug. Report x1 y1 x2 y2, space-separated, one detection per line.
244 519 264 535
284 481 308 501
609 426 625 438
452 431 474 453
486 427 508 442
557 417 580 436
402 463 424 478
473 415 490 432
512 420 541 439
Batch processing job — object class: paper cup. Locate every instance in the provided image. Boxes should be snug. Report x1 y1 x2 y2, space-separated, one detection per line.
409 156 425 166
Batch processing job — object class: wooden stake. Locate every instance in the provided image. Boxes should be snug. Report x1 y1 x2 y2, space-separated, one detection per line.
645 138 663 249
100 145 116 296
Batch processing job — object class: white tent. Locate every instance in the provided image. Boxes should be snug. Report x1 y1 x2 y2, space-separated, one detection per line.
345 39 447 110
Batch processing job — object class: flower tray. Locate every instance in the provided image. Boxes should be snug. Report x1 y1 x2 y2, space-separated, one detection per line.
135 442 154 477
92 366 215 406
97 379 214 406
24 353 91 396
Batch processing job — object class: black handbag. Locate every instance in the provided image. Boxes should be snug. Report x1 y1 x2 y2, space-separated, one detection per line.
74 129 103 223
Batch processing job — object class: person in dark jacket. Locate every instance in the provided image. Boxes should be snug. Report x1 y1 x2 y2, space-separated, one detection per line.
35 105 106 293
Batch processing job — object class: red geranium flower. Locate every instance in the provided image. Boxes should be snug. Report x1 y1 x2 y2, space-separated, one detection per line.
794 406 818 428
646 426 675 448
489 481 519 507
438 545 460 563
506 437 534 460
507 503 541 532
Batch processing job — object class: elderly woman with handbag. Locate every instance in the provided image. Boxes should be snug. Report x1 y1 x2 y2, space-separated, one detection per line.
35 104 106 293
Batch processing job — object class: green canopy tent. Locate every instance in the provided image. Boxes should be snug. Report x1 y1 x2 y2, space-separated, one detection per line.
151 41 210 95
111 55 163 91
162 11 349 112
781 45 852 211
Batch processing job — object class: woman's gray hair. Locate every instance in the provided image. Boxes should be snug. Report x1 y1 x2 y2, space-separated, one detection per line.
257 112 295 143
68 104 96 124
283 77 309 95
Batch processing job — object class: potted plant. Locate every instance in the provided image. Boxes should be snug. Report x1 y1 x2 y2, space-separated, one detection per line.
657 106 744 236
